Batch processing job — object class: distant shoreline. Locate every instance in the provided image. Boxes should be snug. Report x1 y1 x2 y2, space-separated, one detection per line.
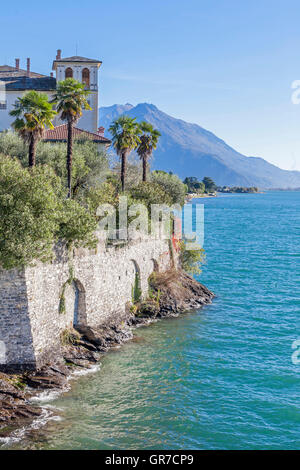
185 193 217 202
185 191 267 203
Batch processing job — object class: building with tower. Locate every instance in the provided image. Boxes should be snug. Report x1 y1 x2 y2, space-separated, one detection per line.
0 49 108 142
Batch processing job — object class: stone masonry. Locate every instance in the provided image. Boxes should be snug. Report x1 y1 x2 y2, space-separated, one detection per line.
0 234 174 371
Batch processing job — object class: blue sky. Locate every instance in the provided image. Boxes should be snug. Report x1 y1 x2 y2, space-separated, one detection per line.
1 0 300 170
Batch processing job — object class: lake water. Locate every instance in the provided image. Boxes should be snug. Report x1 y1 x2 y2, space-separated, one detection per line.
3 191 300 450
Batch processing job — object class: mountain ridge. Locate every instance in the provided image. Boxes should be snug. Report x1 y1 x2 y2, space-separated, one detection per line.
99 103 300 188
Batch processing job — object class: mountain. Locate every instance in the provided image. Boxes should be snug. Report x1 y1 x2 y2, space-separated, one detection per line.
99 103 300 188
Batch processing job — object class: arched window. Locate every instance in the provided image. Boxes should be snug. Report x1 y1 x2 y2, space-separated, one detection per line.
65 67 73 79
82 68 90 87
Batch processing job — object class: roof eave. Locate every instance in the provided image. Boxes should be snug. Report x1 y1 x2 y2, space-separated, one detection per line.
43 138 111 144
52 60 102 71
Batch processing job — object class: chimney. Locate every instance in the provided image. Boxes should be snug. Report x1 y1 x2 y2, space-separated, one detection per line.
26 58 30 75
98 126 105 136
15 58 20 70
56 49 62 60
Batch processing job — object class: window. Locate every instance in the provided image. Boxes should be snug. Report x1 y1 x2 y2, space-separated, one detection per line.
65 67 73 79
82 68 90 88
0 101 7 110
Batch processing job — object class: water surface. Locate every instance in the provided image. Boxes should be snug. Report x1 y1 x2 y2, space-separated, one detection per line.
3 191 299 450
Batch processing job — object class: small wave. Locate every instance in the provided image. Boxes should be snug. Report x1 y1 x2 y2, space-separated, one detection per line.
29 385 71 403
70 364 101 377
0 407 61 448
29 365 101 403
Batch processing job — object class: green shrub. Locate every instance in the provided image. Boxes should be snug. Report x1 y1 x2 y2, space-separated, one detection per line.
0 155 62 269
0 132 111 197
129 181 172 211
58 199 98 249
0 154 98 269
85 182 118 215
151 170 186 206
0 131 27 161
132 271 142 303
179 240 206 275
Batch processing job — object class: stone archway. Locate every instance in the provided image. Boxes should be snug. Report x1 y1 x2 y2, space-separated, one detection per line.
73 280 86 327
130 260 142 303
63 280 87 327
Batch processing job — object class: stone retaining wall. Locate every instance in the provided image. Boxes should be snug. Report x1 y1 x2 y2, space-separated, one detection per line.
0 234 174 371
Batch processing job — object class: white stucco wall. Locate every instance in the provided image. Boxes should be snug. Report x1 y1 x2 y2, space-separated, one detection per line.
0 90 54 131
0 61 99 133
54 62 99 133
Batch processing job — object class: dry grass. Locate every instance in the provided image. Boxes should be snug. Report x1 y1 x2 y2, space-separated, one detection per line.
150 269 191 301
60 327 81 346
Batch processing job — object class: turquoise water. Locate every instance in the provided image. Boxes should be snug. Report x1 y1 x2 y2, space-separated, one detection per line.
5 191 300 449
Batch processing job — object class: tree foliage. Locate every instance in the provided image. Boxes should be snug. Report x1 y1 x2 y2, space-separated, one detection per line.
10 91 56 167
51 78 92 198
0 155 98 269
36 139 110 197
0 155 62 269
129 181 172 211
136 121 161 182
179 240 205 275
151 170 187 206
109 116 141 191
184 176 205 194
57 199 97 248
51 78 91 124
202 176 217 193
0 133 111 197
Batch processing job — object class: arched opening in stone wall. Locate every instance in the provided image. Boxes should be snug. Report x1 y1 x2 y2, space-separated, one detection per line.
72 280 86 327
65 67 73 79
62 279 86 327
130 259 142 303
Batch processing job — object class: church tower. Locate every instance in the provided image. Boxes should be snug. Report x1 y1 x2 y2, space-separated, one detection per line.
52 49 102 133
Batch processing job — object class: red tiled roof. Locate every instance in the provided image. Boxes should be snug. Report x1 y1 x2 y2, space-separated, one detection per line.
43 124 111 144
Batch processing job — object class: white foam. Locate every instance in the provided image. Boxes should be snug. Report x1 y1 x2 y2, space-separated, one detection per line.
29 384 70 403
70 363 101 377
0 407 61 448
0 363 101 447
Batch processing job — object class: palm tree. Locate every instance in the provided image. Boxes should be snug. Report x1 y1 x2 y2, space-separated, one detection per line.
51 78 91 198
136 121 161 182
10 91 56 167
109 116 141 191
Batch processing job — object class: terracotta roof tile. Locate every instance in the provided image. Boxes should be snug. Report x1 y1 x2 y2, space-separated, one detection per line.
43 124 111 144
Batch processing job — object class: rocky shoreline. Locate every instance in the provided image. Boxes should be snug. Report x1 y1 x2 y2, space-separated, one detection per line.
0 269 214 440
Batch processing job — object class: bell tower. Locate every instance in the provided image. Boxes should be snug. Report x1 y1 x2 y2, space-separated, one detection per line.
52 49 102 133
